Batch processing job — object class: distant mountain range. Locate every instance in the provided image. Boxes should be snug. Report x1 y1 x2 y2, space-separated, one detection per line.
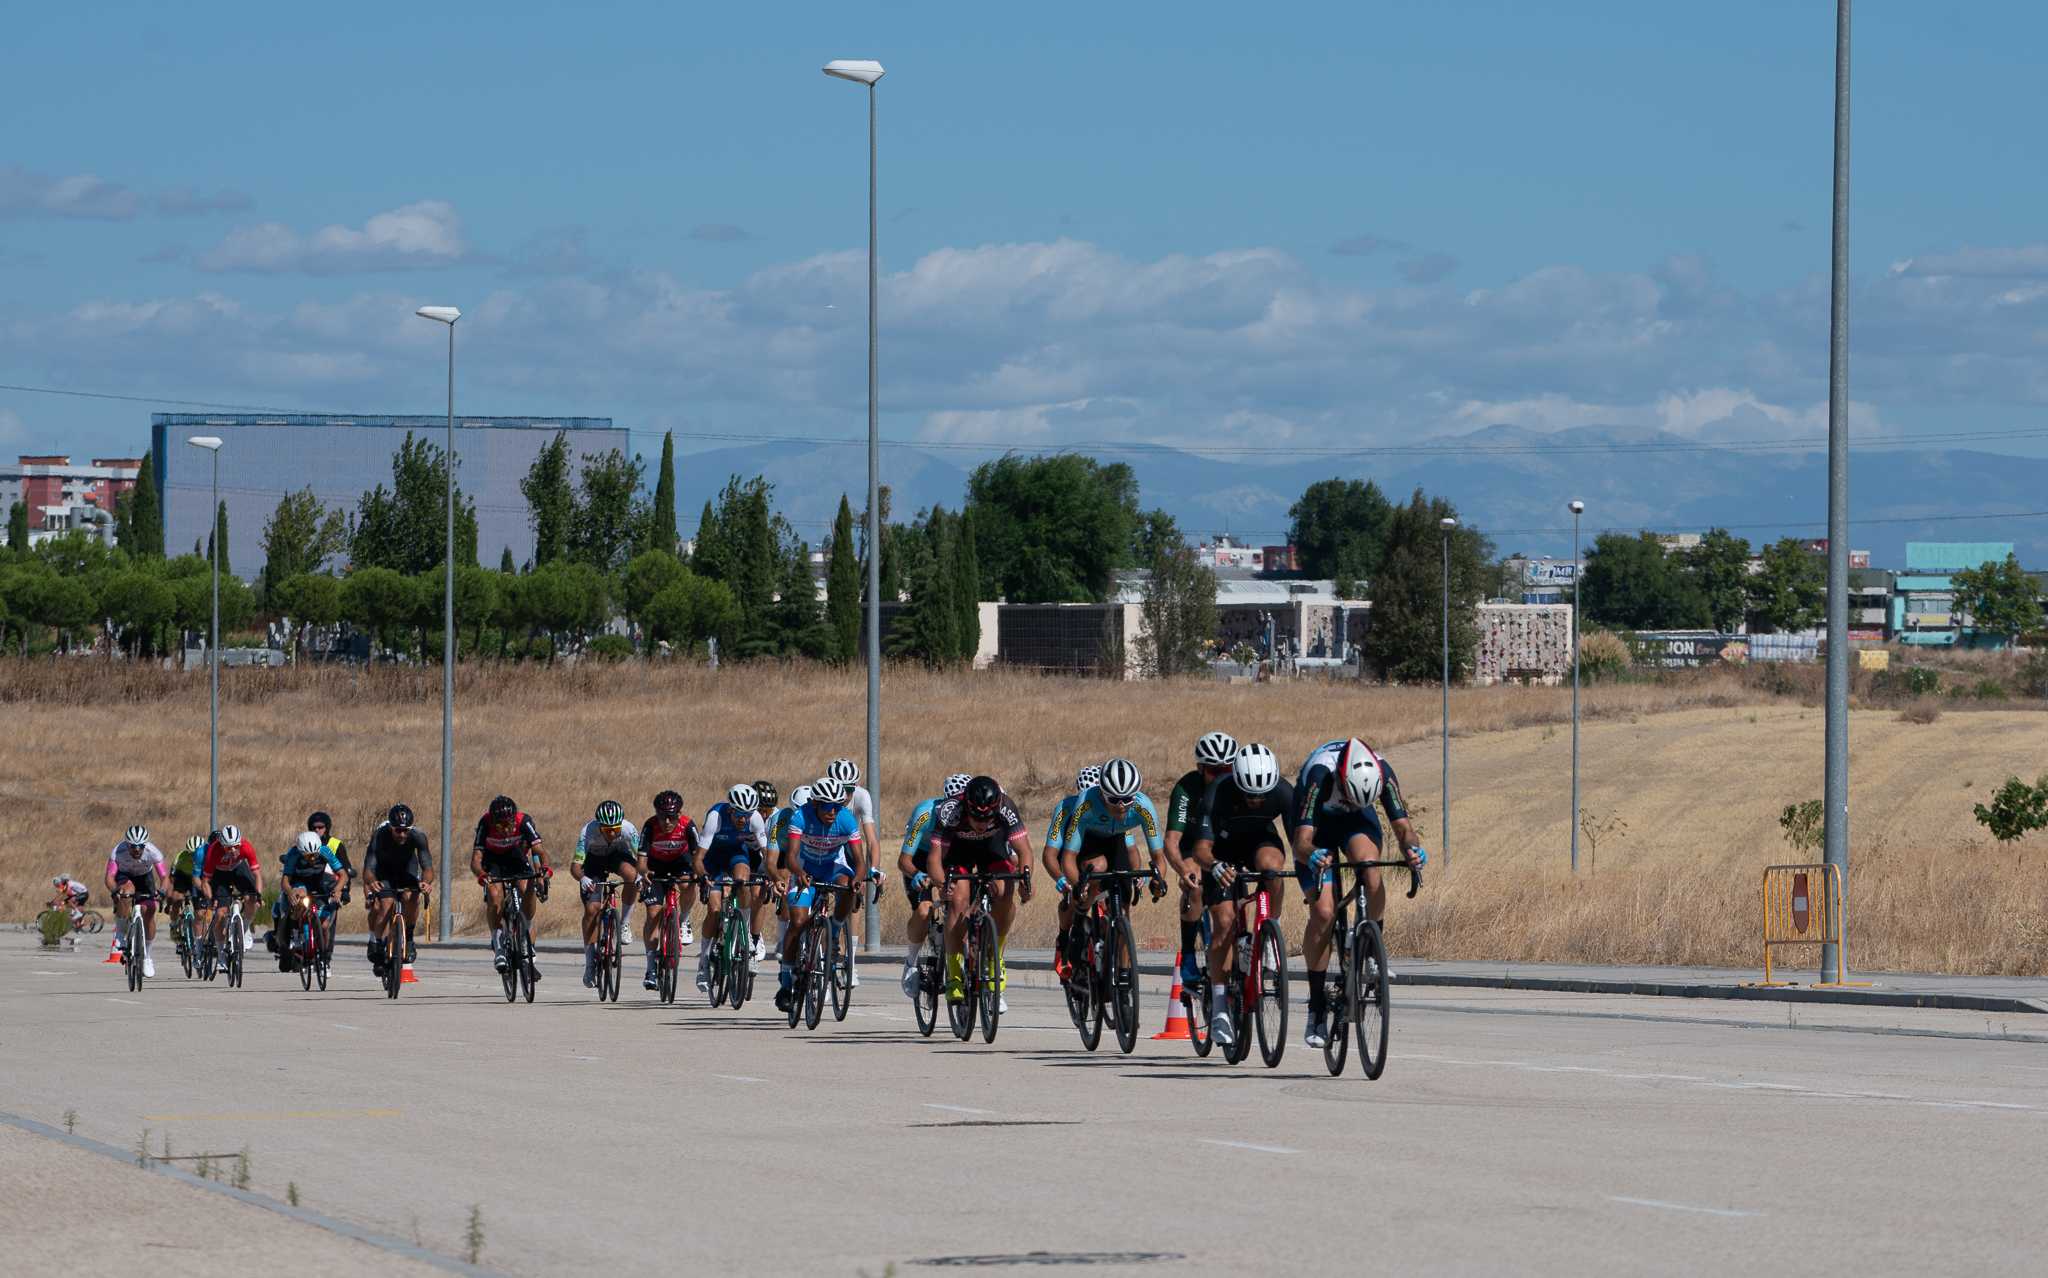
675 425 2048 568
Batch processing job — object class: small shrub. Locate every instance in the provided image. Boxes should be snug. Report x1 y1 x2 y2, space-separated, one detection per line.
1974 775 2048 843
39 909 68 946
287 1181 300 1207
1579 630 1630 682
1906 666 1942 696
466 1205 485 1265
1974 677 2007 701
1899 700 1942 725
1779 800 1824 855
2020 649 2048 699
585 634 634 662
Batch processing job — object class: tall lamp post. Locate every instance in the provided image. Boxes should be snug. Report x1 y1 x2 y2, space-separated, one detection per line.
824 57 885 951
1439 516 1457 865
416 305 461 940
1819 0 1852 981
186 435 224 830
1569 500 1584 873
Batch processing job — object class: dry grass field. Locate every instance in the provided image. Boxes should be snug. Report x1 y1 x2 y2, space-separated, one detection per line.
5 659 2045 974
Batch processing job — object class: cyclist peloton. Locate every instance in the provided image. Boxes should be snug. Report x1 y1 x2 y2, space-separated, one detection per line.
574 801 642 988
106 825 167 976
1185 742 1296 1048
1054 758 1167 971
1163 732 1239 986
824 759 880 983
198 825 263 955
637 789 700 991
775 776 864 1013
277 830 345 969
473 796 551 979
928 775 1034 1011
897 771 972 997
1042 764 1101 980
696 784 772 993
1292 737 1425 1049
362 805 433 974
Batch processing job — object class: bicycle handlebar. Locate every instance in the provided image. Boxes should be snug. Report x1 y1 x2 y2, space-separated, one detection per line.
1323 857 1424 899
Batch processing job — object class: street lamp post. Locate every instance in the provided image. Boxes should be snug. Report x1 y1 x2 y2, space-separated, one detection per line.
1819 0 1852 981
824 57 886 952
187 436 224 830
416 305 461 941
1569 500 1585 873
1439 516 1457 866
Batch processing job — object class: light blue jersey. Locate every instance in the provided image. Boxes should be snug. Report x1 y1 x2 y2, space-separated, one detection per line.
1045 793 1082 850
902 797 942 865
1056 788 1163 855
789 802 863 877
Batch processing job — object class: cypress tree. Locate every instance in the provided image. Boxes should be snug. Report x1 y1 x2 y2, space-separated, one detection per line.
208 501 230 576
825 495 861 662
6 500 28 557
954 507 981 662
649 431 678 555
128 450 163 558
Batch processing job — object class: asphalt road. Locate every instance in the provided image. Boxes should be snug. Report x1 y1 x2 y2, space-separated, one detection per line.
4 936 2045 1275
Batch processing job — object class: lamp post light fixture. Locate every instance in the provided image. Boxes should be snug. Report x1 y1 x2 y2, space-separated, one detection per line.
1439 515 1457 865
1569 499 1585 874
823 56 886 952
186 435 225 831
415 304 460 940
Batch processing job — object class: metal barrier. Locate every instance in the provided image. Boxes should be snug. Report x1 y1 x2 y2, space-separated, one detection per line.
1759 863 1844 985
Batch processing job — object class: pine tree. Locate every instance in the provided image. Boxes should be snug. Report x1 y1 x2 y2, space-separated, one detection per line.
500 546 517 574
825 495 861 662
648 431 678 555
954 507 981 662
519 431 574 567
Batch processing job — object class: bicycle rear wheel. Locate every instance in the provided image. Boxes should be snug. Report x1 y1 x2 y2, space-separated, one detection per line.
828 921 853 1022
1108 912 1140 1054
80 910 105 934
1183 974 1213 1056
1254 919 1289 1069
299 929 314 990
1221 951 1250 1065
802 924 827 1030
913 934 939 1038
948 925 976 1041
178 913 195 979
1353 920 1390 1079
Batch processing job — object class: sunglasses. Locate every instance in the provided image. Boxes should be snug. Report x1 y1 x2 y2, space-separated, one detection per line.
812 804 843 819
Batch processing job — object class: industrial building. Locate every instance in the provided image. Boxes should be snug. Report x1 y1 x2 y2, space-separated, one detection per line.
0 454 141 549
151 414 625 580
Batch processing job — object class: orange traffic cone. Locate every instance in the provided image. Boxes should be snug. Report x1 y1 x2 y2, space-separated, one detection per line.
103 944 122 964
1152 952 1192 1041
400 963 418 984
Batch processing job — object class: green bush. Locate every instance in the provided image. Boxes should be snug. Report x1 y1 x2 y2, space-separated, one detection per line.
38 909 68 946
1974 677 2007 701
1974 775 2048 843
2020 649 2048 700
1578 630 1630 682
586 634 634 662
1779 799 1824 855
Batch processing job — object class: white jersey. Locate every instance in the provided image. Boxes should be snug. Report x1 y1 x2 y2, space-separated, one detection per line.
107 840 166 880
849 784 875 826
576 818 640 858
699 805 770 852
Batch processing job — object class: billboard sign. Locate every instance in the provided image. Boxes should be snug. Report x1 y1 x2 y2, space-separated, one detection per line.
1522 559 1579 586
1631 633 1750 668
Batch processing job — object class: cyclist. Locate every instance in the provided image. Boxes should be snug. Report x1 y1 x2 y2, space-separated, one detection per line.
198 825 263 956
898 772 972 997
696 784 771 993
1043 763 1101 980
168 836 204 954
774 776 862 1013
473 795 550 978
278 830 345 970
306 811 355 894
927 775 1034 1009
362 804 433 973
1292 737 1425 1049
1054 757 1166 977
105 825 166 977
637 789 699 991
825 758 880 982
1163 732 1238 986
764 784 808 970
1185 742 1295 1048
49 874 92 934
573 800 641 989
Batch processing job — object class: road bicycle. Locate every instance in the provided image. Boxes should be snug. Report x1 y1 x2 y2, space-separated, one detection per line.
1316 858 1422 1079
698 874 761 1011
786 880 857 1031
485 873 541 1004
1208 868 1291 1068
909 886 945 1038
115 888 154 993
365 886 418 1000
640 874 690 1005
943 869 1028 1044
1063 867 1157 1054
285 887 340 992
202 889 255 989
585 877 627 1003
170 895 199 979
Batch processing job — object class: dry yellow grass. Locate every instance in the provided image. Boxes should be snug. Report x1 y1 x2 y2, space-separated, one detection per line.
4 659 2044 974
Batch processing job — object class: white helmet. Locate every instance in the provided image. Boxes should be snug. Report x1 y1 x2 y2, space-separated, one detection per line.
1337 738 1383 810
295 831 323 854
827 758 860 785
126 824 150 846
220 824 241 845
1076 764 1102 792
1232 742 1280 795
811 776 849 805
943 772 972 798
727 784 759 811
1194 732 1239 767
790 785 812 808
1098 757 1142 802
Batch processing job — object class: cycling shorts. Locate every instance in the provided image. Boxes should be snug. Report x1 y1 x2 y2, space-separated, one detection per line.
940 834 1015 870
1071 829 1131 865
580 847 639 880
376 869 424 895
702 845 758 880
945 855 1018 879
114 870 159 901
640 863 694 894
480 850 536 881
207 865 258 901
1212 829 1285 869
799 849 853 883
285 874 336 902
1299 808 1383 857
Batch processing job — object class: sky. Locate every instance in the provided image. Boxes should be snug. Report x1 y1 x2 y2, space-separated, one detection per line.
4 0 2048 478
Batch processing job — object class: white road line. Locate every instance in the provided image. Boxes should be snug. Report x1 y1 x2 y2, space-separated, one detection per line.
1201 1139 1300 1155
331 1023 361 1032
32 970 73 976
1408 1053 2038 1113
1611 1196 1761 1219
716 1074 767 1084
570 1055 602 1062
924 1103 993 1115
105 997 142 1005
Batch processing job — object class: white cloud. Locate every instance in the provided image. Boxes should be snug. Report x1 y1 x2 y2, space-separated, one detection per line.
0 166 140 220
196 201 466 274
1890 244 2048 279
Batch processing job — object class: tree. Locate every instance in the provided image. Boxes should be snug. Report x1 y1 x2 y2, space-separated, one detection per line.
568 447 645 573
644 571 739 654
127 450 163 558
351 433 479 575
98 568 175 657
112 489 134 556
1361 491 1490 682
1748 538 1825 633
34 573 97 654
1290 478 1395 585
824 495 861 662
1952 553 2038 643
499 546 517 574
1973 775 2048 843
647 431 678 556
6 500 28 558
1683 528 1752 632
270 571 343 659
965 455 1139 602
1581 532 1708 630
771 540 828 658
341 567 421 661
519 431 575 567
692 476 781 653
620 549 687 649
453 565 501 653
207 501 229 579
954 506 982 661
1131 508 1183 569
890 508 960 664
260 488 348 599
1136 547 1218 677
520 561 609 660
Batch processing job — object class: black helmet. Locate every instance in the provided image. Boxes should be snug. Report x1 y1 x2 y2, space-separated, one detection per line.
489 795 517 821
653 789 683 819
752 780 778 810
963 775 1001 818
307 810 333 833
387 804 414 830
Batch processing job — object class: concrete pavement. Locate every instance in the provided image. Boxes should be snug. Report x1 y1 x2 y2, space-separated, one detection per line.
4 935 2045 1275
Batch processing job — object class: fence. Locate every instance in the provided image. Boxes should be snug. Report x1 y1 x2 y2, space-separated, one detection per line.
1759 862 1844 985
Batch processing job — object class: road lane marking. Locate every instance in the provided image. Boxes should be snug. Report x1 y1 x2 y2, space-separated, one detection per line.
925 1103 993 1115
331 1023 362 1032
716 1074 767 1084
31 970 72 976
1408 1054 2040 1113
1201 1139 1299 1155
143 1108 403 1122
1611 1196 1761 1219
106 997 143 1005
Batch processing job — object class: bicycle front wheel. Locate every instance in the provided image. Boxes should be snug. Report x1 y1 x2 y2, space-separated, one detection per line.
974 913 1002 1043
828 921 853 1023
1109 912 1139 1055
1074 919 1104 1052
1353 920 1390 1079
1323 934 1350 1075
913 935 939 1038
385 916 405 999
1221 952 1250 1065
127 914 145 992
660 910 682 1005
300 932 314 991
226 916 245 988
1254 919 1289 1069
802 924 827 1030
178 916 195 980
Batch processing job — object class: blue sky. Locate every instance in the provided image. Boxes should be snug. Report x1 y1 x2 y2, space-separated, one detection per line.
4 0 2047 469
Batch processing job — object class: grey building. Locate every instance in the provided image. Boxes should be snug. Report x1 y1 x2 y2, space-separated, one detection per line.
151 414 624 580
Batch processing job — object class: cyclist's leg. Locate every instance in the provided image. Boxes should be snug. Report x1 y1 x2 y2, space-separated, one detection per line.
139 886 158 944
619 858 640 926
579 877 602 948
939 872 973 996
